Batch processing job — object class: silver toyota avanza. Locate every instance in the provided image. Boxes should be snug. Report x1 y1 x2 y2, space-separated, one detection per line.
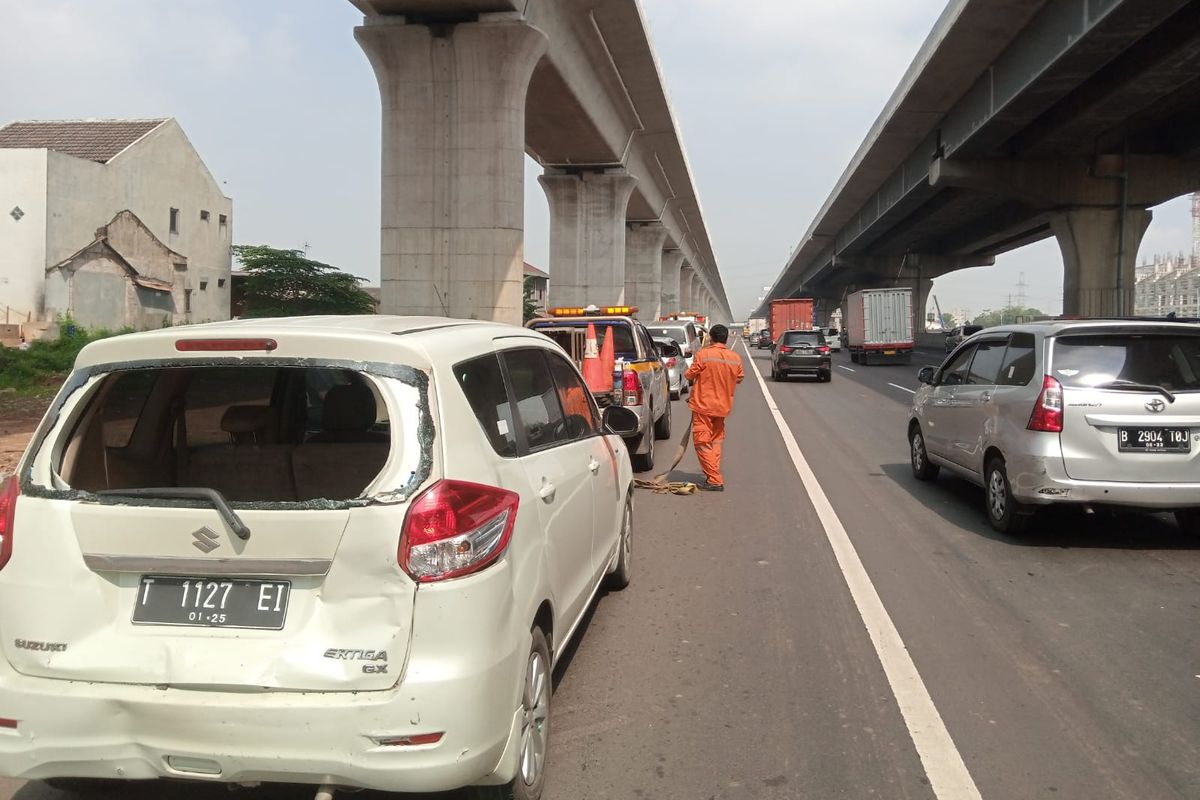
909 320 1200 534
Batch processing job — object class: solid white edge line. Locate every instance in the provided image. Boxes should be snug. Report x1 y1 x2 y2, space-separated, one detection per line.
889 383 917 395
742 341 983 800
838 365 856 373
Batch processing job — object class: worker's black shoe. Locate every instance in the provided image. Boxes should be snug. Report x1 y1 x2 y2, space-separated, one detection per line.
697 481 725 492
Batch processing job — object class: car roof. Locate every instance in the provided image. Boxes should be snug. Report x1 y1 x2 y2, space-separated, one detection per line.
963 318 1200 340
73 315 548 371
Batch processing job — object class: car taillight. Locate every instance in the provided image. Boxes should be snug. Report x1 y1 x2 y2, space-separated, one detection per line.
622 369 642 406
1027 375 1064 433
779 346 792 354
817 345 830 354
399 480 519 582
175 338 278 352
664 357 677 368
0 476 17 571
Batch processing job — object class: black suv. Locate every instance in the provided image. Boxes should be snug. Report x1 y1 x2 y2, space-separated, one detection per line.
770 330 832 382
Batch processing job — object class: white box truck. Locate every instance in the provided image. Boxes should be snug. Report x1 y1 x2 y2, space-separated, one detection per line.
846 288 913 365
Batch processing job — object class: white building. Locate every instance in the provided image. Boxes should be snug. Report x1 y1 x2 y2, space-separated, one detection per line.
0 118 232 333
1134 192 1200 318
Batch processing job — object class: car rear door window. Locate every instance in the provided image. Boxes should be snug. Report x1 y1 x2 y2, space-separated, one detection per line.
1052 333 1200 390
455 353 518 457
997 333 1036 386
966 339 1009 385
503 349 571 451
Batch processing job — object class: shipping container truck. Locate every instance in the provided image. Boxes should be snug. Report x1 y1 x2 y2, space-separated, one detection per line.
845 288 913 365
768 298 814 344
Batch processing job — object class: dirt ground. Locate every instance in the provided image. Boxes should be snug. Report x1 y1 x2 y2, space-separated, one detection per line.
0 392 53 479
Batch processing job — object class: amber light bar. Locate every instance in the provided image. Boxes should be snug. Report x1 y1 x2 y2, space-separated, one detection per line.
548 306 638 317
175 338 279 352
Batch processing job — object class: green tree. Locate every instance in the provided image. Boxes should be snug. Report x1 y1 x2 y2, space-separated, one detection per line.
523 276 539 323
233 245 376 318
971 306 1045 328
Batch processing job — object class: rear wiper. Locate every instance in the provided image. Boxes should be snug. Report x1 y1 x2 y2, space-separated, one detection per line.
95 487 251 540
1092 380 1176 404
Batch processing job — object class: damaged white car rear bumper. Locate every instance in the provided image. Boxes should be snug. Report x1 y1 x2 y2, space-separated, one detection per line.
0 643 526 793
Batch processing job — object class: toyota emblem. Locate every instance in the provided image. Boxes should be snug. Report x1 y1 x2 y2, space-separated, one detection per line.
1145 398 1166 413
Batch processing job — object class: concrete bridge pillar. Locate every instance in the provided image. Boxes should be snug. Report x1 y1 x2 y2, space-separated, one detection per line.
624 223 669 320
539 170 637 309
1050 207 1152 317
914 277 933 334
680 266 696 312
356 17 548 324
660 249 684 315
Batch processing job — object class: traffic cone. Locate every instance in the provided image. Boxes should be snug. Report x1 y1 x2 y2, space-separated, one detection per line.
598 324 616 388
582 322 610 393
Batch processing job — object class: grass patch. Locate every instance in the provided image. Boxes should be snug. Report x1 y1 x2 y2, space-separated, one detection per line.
0 320 132 394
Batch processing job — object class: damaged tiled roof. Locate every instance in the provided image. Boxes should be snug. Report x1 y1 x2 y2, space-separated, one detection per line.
0 119 167 163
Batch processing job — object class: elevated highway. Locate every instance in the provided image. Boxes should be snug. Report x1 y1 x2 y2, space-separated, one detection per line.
351 0 731 324
760 0 1200 326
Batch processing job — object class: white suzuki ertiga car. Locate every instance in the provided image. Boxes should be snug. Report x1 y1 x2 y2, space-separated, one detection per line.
0 316 638 799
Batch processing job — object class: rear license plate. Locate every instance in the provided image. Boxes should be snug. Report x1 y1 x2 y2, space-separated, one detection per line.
1118 427 1190 453
132 576 291 630
883 350 896 355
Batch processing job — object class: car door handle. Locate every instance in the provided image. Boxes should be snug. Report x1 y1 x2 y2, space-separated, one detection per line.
588 459 600 474
538 480 557 503
980 392 992 403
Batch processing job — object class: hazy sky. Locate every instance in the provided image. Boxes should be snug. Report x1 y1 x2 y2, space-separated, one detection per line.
2 0 1191 322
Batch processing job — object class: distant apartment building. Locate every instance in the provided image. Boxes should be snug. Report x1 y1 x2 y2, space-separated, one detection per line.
524 262 548 313
0 118 232 334
1134 192 1200 318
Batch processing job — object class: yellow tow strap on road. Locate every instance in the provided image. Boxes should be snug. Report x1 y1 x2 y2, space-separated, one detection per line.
633 413 696 495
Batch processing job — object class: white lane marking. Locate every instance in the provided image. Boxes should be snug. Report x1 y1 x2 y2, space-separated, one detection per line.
889 383 917 395
838 365 856 373
742 341 983 800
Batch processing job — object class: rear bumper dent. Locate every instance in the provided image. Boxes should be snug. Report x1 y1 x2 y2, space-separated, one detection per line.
1008 452 1200 508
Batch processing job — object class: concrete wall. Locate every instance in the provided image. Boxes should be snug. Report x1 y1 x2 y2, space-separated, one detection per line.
0 149 48 324
42 120 232 326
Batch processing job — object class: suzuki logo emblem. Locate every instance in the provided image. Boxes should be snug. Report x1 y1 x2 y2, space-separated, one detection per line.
191 526 220 553
1145 398 1166 413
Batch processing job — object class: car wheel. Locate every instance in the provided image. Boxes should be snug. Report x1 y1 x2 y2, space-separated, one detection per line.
909 425 940 481
1174 508 1200 534
654 399 672 440
474 628 552 800
850 351 859 364
984 456 1031 535
631 426 655 472
670 389 680 401
605 495 633 590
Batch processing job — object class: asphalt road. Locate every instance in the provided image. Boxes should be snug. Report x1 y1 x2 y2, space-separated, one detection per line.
6 338 1199 800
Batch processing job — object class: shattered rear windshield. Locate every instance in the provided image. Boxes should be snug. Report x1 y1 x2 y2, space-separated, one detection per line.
41 363 424 504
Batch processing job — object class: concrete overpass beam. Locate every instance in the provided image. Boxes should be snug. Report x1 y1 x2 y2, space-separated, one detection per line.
539 169 637 308
356 16 548 323
624 222 669 321
659 249 684 316
1050 207 1152 317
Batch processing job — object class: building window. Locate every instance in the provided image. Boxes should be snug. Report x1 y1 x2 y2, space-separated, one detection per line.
218 214 227 230
169 207 179 234
185 289 192 314
200 210 210 222
200 280 208 291
217 278 226 288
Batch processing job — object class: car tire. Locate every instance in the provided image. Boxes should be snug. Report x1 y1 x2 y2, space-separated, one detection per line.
821 371 832 382
850 351 859 364
631 426 655 473
1174 508 1200 534
474 628 552 800
984 456 1032 535
605 495 633 590
909 425 940 481
670 389 680 401
654 399 672 440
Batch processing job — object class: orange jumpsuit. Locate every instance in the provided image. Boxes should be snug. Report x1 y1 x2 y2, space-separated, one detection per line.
684 342 744 486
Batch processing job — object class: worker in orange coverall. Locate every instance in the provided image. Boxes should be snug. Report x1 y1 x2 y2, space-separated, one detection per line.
683 324 744 491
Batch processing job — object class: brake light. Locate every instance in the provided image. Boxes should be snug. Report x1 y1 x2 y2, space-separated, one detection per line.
175 338 278 352
622 369 643 406
779 346 792 354
399 480 519 582
1027 375 1064 432
0 476 17 571
817 345 831 355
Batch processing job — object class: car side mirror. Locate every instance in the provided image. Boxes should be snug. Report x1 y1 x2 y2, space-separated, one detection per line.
603 406 640 437
918 366 936 385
